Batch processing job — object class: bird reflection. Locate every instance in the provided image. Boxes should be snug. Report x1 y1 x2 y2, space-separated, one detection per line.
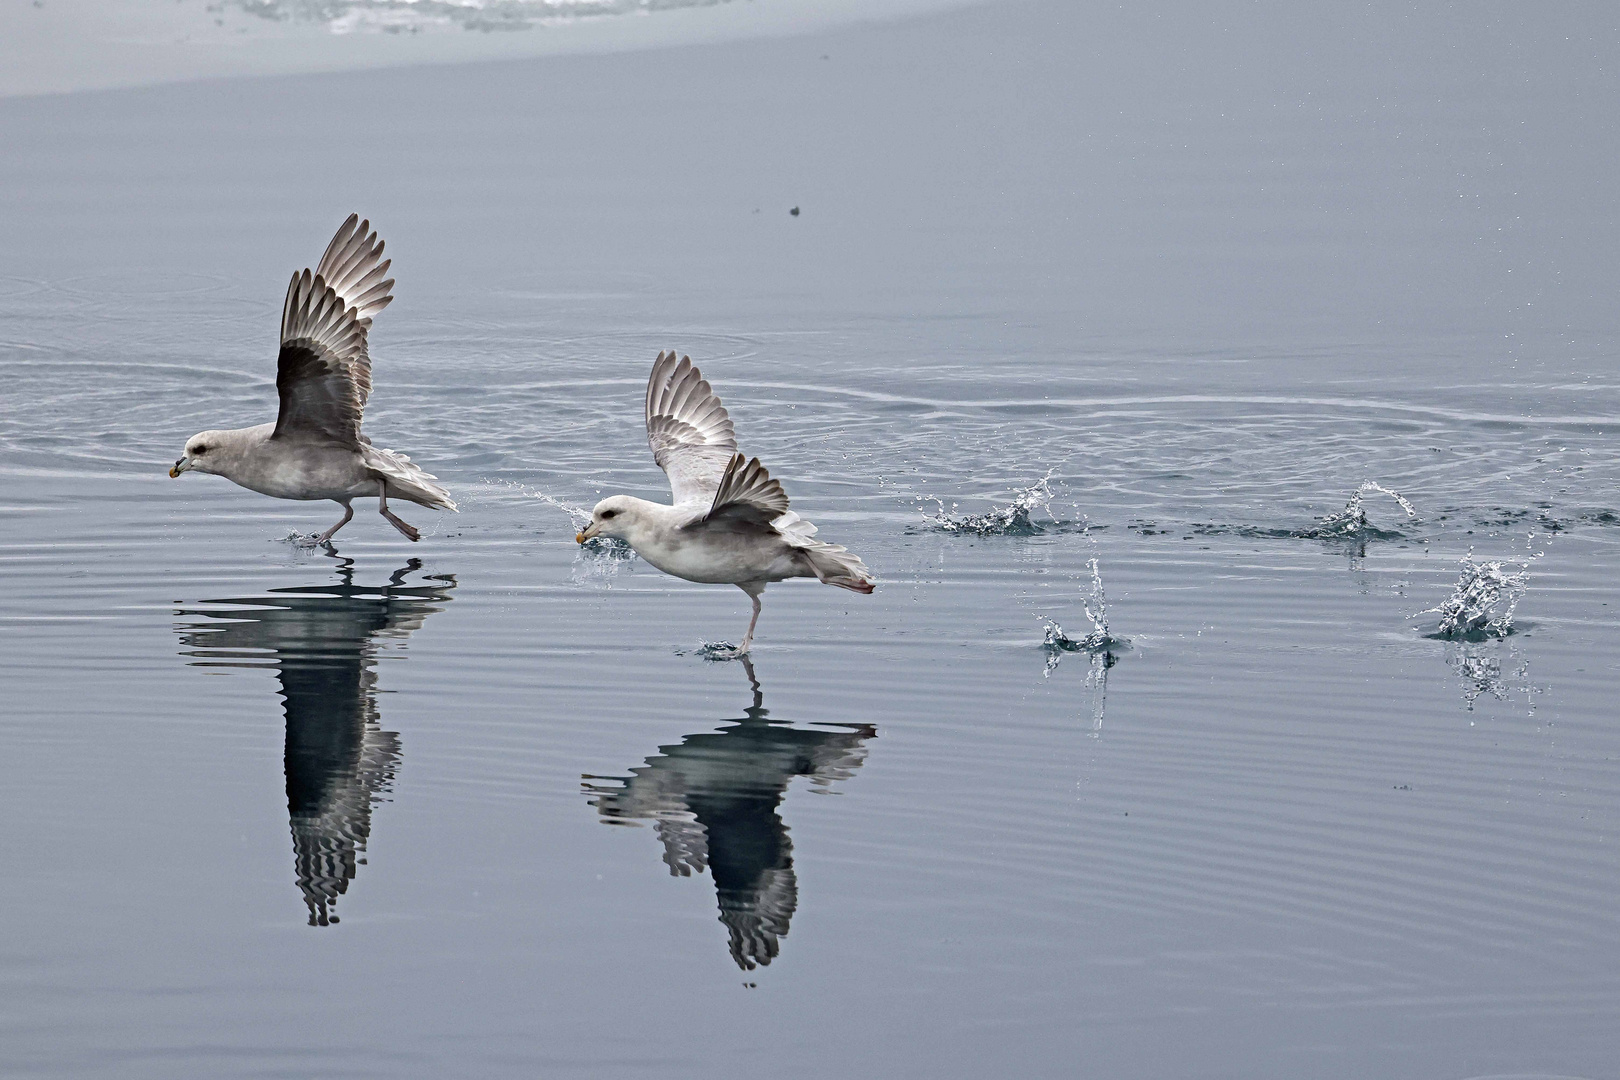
176 558 454 926
584 659 875 970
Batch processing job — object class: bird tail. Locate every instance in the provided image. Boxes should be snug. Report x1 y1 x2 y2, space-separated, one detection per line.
364 445 458 511
821 569 876 594
775 511 875 593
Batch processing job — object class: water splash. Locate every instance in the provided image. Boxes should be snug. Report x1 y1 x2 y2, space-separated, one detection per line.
1042 627 1118 732
523 487 593 528
1039 621 1074 675
1041 558 1128 675
1416 549 1535 639
1079 556 1111 644
924 472 1055 535
1179 483 1418 546
1039 557 1121 735
488 480 639 584
571 535 638 586
687 640 744 661
277 530 333 548
1302 481 1417 539
1080 650 1116 736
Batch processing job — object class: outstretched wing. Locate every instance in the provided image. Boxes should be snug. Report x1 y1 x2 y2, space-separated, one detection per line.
313 214 395 333
706 453 791 525
645 351 738 505
272 215 394 446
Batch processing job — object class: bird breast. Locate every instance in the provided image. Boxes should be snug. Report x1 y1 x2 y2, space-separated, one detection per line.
634 525 801 585
228 443 376 502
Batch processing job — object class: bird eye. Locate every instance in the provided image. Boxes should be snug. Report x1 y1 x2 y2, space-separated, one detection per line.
194 445 208 455
601 509 617 519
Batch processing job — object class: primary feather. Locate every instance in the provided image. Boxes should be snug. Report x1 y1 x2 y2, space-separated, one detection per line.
646 351 738 505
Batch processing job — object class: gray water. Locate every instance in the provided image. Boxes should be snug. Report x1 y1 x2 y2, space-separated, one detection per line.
3 2 1619 1077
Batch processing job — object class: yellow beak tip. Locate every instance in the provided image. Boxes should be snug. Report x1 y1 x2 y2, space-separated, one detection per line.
575 532 587 544
168 467 181 478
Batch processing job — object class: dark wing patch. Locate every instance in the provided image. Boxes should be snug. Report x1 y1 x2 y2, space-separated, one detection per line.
274 341 364 445
706 453 791 525
270 217 394 446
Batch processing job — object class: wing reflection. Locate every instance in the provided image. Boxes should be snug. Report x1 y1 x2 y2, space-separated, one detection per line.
176 559 454 926
584 659 876 970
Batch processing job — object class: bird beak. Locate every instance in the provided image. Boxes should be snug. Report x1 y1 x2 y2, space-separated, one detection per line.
576 522 598 543
169 456 192 478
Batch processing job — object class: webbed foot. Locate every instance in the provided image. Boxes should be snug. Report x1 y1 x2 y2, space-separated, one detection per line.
381 509 420 542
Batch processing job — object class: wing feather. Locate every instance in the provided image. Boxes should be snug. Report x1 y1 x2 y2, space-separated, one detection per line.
314 213 394 327
706 453 791 523
645 351 738 504
273 216 395 446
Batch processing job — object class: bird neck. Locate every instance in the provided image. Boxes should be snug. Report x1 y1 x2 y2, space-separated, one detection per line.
605 497 690 555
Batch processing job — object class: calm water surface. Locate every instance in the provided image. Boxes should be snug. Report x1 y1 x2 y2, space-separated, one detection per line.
2 3 1618 1077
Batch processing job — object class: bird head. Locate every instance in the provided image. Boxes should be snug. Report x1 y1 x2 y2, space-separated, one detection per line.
576 496 638 544
170 430 226 478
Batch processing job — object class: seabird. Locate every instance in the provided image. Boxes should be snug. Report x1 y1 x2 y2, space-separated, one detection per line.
169 214 455 543
576 351 875 655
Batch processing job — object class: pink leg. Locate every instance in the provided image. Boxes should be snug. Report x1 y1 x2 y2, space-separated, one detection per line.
315 502 354 545
377 483 420 542
736 591 763 655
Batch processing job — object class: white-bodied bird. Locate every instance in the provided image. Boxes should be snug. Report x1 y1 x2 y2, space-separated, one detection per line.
169 214 455 543
576 351 875 655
